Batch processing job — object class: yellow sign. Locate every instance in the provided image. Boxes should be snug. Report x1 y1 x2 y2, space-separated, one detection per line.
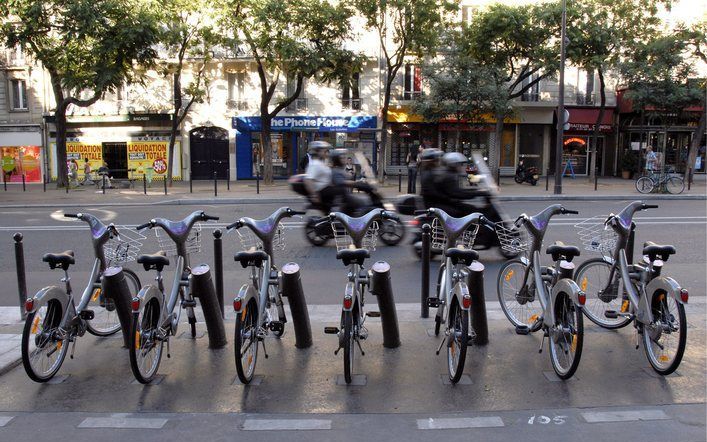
67 142 103 179
127 141 180 178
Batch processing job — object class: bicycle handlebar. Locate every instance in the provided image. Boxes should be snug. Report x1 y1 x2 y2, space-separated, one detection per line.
64 213 79 219
226 220 242 231
136 221 153 231
643 204 658 210
562 209 579 215
202 214 220 221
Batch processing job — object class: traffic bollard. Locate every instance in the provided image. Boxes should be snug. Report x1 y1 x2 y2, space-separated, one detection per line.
100 267 135 348
214 171 218 197
14 233 28 320
546 168 550 191
163 178 167 195
190 265 227 348
466 261 488 345
496 168 501 187
102 174 106 194
43 174 46 192
369 261 400 348
688 168 692 191
143 174 147 195
256 169 260 194
281 263 313 348
3 172 6 191
227 168 230 191
213 229 224 318
420 223 431 318
398 171 402 193
189 175 193 193
594 167 598 191
22 173 26 191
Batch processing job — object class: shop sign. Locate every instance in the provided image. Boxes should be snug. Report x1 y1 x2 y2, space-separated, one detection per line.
568 123 612 132
234 116 376 132
127 141 171 175
67 141 103 178
1 146 42 182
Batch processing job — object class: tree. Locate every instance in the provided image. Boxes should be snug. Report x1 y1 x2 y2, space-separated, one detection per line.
0 0 159 187
354 0 455 181
157 0 218 185
219 0 361 185
462 2 561 176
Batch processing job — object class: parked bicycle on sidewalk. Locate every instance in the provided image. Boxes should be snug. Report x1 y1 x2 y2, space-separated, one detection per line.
635 167 684 194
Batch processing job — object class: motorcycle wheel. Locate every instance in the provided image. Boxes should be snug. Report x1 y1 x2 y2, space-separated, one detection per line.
514 175 523 184
530 179 538 186
379 219 406 246
305 218 330 246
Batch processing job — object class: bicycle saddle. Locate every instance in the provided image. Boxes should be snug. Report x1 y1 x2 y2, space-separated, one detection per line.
336 248 370 266
546 241 581 262
43 250 75 270
434 210 482 235
642 241 675 262
445 247 479 266
234 250 269 268
137 251 170 272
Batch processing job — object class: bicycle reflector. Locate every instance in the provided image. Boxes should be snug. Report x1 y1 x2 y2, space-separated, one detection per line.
343 295 353 310
24 298 34 312
233 297 242 311
462 294 471 309
578 291 586 306
680 289 689 303
131 297 141 312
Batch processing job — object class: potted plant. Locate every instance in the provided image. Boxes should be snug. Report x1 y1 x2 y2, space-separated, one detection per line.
621 151 638 179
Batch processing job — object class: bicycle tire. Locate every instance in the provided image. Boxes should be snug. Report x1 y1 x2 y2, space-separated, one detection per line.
305 218 330 246
434 264 445 336
635 176 654 194
447 300 468 384
87 268 141 337
643 291 686 375
235 298 259 384
496 259 542 330
548 292 583 379
268 284 286 338
129 299 163 384
21 301 69 382
379 219 406 246
665 176 684 195
343 309 354 384
575 258 632 329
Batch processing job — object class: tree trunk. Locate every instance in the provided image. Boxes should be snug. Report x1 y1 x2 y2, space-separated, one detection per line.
54 107 69 188
261 115 273 184
588 69 606 181
378 95 391 183
686 109 706 181
168 72 182 186
492 110 504 179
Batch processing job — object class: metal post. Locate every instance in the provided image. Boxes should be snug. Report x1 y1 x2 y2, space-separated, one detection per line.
2 172 6 191
43 174 46 192
212 229 224 318
398 171 402 192
466 261 488 345
163 178 167 195
369 261 400 348
14 233 27 320
554 0 567 195
594 167 598 191
190 265 227 348
627 222 636 265
213 171 218 197
143 174 147 195
420 223 431 318
281 262 313 349
546 168 550 191
688 168 692 190
22 173 26 191
496 168 501 187
100 267 135 348
256 168 260 194
226 167 230 191
189 175 193 193
102 174 106 194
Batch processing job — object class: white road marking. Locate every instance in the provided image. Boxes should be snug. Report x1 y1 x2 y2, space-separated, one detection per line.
242 419 332 431
78 417 168 429
581 409 670 423
417 416 505 429
0 416 14 427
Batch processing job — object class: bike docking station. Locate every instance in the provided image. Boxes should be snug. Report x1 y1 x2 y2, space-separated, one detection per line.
101 267 139 348
280 262 313 349
368 261 401 349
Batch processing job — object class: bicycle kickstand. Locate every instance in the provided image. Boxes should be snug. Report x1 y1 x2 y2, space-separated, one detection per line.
435 336 446 356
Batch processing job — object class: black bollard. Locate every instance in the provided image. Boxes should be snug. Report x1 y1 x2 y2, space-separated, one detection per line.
227 168 230 191
22 173 26 191
398 171 402 192
3 172 6 191
213 171 218 197
163 178 167 195
496 168 501 187
189 175 193 193
466 261 488 345
190 265 227 348
594 167 598 191
101 267 136 348
14 233 27 320
281 262 312 348
43 174 46 192
213 229 224 318
688 168 692 191
256 169 260 194
420 223 431 318
143 174 147 195
546 168 550 191
102 174 106 194
369 261 400 348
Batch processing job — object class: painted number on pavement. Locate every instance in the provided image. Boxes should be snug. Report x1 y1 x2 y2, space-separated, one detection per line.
528 415 566 425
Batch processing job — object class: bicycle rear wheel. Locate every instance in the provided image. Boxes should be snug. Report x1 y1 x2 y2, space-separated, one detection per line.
87 268 141 336
643 291 686 375
235 298 259 384
342 310 355 384
21 301 68 382
497 259 542 330
575 258 632 329
548 293 583 379
635 176 654 194
447 301 468 384
267 285 286 338
665 176 684 194
129 298 163 384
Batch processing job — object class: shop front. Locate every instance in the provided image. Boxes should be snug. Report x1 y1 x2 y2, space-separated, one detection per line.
0 125 44 184
560 107 615 176
233 115 377 179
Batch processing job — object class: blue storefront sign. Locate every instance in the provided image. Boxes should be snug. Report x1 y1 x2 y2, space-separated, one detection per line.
233 116 377 133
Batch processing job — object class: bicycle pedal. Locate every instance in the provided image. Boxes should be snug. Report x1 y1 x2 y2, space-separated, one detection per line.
427 297 440 308
78 310 95 320
269 321 284 333
366 311 381 318
515 325 530 335
324 327 340 335
604 310 618 319
181 299 197 308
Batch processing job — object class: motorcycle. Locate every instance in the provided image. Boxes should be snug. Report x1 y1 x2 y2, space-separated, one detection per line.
289 174 406 247
514 159 539 185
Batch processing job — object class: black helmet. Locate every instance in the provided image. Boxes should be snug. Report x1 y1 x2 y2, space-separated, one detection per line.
330 149 347 167
442 152 468 169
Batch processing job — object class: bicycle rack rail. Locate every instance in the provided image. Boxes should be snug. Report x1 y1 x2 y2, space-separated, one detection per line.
101 267 138 348
190 265 228 349
280 262 313 349
420 223 431 319
369 261 401 349
466 261 489 346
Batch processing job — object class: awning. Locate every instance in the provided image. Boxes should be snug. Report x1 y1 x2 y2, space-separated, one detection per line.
566 107 615 132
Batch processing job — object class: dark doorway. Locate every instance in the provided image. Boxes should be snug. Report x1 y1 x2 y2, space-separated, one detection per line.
102 142 128 178
190 126 229 180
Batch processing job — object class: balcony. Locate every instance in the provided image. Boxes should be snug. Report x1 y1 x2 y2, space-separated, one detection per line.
575 93 596 106
286 98 308 112
521 92 540 102
227 99 250 111
342 98 361 110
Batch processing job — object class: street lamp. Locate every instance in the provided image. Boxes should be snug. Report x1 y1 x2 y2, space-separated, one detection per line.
554 0 567 195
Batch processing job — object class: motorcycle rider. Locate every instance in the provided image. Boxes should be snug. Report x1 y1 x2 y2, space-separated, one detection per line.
304 141 336 213
427 152 486 217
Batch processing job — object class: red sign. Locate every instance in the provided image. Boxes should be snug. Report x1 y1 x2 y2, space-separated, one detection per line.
153 158 167 174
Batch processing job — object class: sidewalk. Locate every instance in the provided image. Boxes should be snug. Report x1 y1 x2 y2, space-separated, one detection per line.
0 174 705 208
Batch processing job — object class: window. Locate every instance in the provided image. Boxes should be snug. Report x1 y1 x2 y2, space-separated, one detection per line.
8 45 25 64
9 79 28 110
461 6 478 26
576 69 595 105
286 76 307 111
228 72 245 101
342 73 361 110
403 64 421 100
521 74 539 102
116 83 129 101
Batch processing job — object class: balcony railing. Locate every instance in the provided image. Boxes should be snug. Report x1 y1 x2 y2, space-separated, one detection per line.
342 98 361 110
227 99 250 111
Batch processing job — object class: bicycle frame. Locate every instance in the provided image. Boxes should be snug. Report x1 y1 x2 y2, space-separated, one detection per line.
438 256 470 322
234 254 276 331
135 255 189 335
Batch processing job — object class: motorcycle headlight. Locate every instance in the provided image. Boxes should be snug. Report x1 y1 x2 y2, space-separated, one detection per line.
383 202 395 211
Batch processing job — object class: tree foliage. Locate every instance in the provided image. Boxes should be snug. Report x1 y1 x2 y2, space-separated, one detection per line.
0 0 159 186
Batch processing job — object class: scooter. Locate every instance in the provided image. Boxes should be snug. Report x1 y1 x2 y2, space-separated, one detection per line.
514 159 540 185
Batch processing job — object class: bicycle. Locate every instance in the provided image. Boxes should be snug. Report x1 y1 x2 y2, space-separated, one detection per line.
635 169 684 194
319 208 399 384
229 207 305 384
421 208 491 383
129 211 226 384
573 201 688 375
21 212 141 382
495 204 585 379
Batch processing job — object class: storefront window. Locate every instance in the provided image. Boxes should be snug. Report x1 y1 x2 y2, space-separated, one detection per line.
252 132 293 178
1 146 42 182
440 129 489 158
563 136 588 176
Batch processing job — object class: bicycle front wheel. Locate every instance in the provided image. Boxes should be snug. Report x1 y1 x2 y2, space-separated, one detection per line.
548 293 583 379
497 259 542 330
87 268 141 336
643 291 686 375
434 264 446 336
665 176 684 194
129 298 163 384
447 301 468 384
21 301 69 382
235 298 259 384
575 258 632 329
635 176 654 194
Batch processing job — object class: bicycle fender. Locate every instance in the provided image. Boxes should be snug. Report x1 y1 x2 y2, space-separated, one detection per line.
552 278 584 307
233 284 257 314
342 282 355 312
27 286 68 314
452 282 471 312
645 276 684 305
134 284 163 313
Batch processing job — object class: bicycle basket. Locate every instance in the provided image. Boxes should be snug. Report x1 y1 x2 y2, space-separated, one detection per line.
431 218 479 250
236 222 286 252
155 222 202 256
332 220 379 252
494 222 529 254
574 216 616 257
104 227 146 264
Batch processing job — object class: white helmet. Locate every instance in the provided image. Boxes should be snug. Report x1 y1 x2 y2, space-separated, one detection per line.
442 152 468 168
308 140 332 154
